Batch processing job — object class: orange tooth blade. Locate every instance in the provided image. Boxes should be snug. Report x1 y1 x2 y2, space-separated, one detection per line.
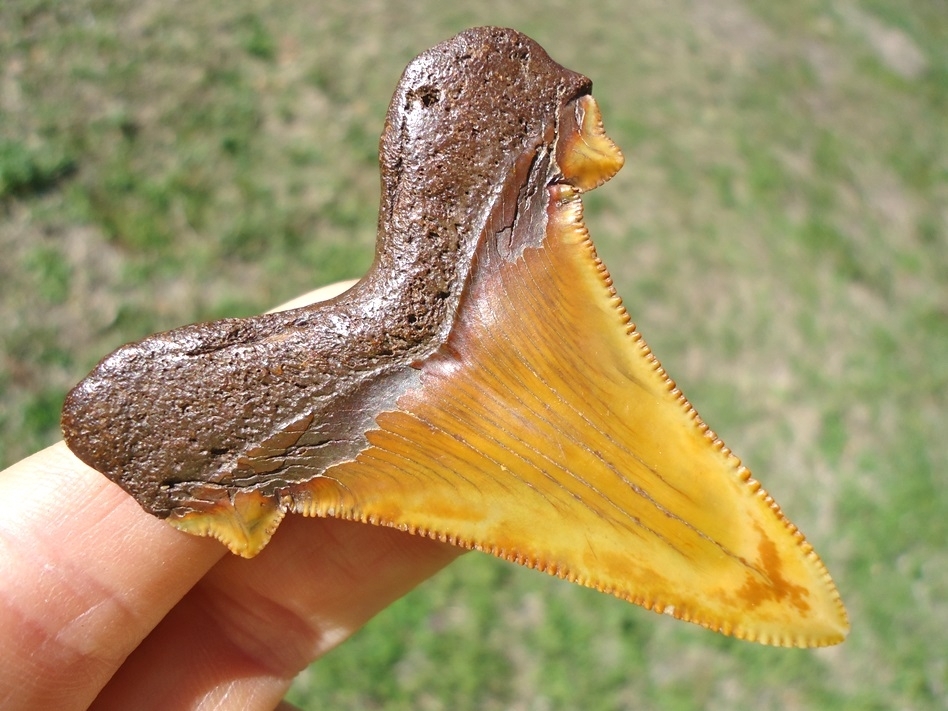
289 186 849 648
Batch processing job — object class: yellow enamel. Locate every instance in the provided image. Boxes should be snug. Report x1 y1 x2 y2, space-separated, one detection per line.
558 95 625 191
168 488 285 557
289 187 848 647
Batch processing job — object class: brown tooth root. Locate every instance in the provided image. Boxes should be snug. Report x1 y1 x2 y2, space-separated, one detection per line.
60 26 848 647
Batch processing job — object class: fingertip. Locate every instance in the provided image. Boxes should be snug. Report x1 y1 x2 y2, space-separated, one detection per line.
267 280 360 313
0 442 223 708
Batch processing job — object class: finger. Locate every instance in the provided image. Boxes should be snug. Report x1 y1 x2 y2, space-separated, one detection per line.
0 280 359 709
0 443 223 710
92 511 462 709
267 280 360 313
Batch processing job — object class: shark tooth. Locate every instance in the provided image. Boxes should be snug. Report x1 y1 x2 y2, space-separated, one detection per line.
61 26 848 647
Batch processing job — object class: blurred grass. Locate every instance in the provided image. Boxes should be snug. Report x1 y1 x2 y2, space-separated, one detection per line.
2 0 946 708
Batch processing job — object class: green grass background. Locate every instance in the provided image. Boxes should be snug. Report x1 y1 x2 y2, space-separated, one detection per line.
2 0 946 708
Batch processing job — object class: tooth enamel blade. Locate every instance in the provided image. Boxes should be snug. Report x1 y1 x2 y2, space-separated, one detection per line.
289 186 849 648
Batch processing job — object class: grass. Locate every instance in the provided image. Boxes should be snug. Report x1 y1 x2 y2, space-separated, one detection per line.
2 0 946 708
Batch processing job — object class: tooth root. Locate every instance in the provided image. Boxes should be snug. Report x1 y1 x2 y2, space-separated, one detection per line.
289 190 849 648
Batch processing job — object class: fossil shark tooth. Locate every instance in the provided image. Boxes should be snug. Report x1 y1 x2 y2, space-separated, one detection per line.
61 27 848 648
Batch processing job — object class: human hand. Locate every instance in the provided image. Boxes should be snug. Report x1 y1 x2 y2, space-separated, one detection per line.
0 283 463 710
